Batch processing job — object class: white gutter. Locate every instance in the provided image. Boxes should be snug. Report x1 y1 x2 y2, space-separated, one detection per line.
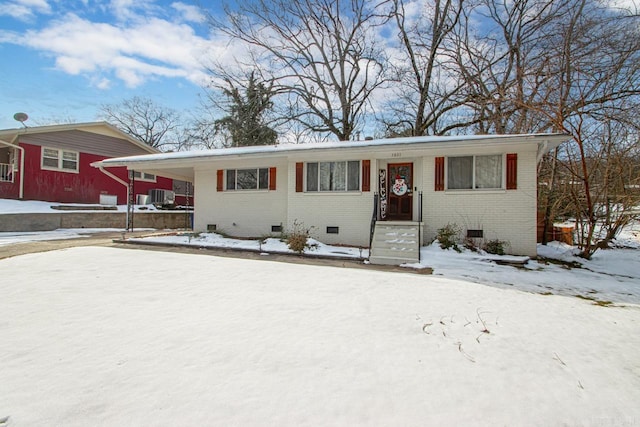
12 136 25 199
16 145 24 199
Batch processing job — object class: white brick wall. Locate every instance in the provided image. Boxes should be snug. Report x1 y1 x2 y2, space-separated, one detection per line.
192 143 541 256
193 157 288 238
419 146 539 256
287 161 375 247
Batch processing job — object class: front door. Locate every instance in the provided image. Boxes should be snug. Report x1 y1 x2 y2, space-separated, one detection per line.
387 163 413 221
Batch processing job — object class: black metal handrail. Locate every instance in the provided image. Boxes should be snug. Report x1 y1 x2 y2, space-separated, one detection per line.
418 191 423 262
369 192 379 248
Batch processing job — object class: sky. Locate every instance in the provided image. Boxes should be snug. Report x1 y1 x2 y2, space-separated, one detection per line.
0 0 636 133
0 0 226 129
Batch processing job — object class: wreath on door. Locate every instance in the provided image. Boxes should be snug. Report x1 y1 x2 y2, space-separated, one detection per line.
392 175 408 196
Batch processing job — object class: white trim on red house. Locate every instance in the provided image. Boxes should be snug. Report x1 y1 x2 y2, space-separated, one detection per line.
40 146 80 174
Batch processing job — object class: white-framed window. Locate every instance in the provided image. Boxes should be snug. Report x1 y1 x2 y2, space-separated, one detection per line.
226 168 269 190
306 161 360 192
41 147 78 173
132 171 156 182
447 155 503 190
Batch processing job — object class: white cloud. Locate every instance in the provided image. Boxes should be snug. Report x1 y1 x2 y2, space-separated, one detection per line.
0 0 263 92
55 55 96 74
171 2 206 23
92 76 112 90
0 30 21 44
114 67 144 87
0 0 51 20
108 0 136 21
19 0 49 7
16 12 219 88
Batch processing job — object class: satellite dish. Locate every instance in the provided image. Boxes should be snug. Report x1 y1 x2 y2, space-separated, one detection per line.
13 112 29 127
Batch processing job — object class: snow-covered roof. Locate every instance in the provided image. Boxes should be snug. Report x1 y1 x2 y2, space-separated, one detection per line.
95 133 569 171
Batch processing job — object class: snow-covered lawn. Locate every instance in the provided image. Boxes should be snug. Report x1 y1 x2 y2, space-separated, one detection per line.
132 231 369 259
414 241 640 305
1 246 639 426
131 227 640 305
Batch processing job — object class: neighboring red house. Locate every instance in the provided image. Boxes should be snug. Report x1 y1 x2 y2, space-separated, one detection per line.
0 122 187 205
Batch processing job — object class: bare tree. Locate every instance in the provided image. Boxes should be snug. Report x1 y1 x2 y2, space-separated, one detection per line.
32 115 78 126
450 0 566 135
384 0 468 136
445 0 640 257
99 97 183 151
541 0 640 258
481 0 640 257
210 0 390 141
540 120 640 253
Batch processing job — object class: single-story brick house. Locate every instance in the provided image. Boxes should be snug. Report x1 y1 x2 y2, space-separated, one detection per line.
0 122 187 205
94 133 567 264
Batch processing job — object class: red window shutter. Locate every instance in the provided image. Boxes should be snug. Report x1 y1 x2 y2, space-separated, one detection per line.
295 162 303 192
216 169 224 192
506 153 517 190
362 160 371 192
269 167 277 190
435 157 445 191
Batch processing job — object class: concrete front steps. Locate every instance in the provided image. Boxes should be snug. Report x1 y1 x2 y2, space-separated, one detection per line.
369 221 422 265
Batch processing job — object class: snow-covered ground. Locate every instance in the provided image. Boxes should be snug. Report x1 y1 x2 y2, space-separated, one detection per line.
0 229 126 246
1 198 639 425
0 197 158 214
1 197 639 304
131 225 640 305
132 232 369 259
1 246 639 426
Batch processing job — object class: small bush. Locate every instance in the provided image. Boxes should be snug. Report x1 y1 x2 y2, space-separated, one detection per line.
463 237 479 252
436 223 461 251
483 239 507 255
286 220 315 254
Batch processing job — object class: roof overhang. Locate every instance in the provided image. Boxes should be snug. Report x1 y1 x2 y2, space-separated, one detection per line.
91 133 570 183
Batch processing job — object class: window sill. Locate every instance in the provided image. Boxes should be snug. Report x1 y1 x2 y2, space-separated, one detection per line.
445 189 506 194
303 191 364 196
224 189 272 193
41 166 79 174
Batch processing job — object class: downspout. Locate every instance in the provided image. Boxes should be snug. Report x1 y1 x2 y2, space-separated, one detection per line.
536 141 549 163
16 145 25 199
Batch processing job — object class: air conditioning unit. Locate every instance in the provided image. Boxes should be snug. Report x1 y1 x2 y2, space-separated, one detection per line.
148 189 175 207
